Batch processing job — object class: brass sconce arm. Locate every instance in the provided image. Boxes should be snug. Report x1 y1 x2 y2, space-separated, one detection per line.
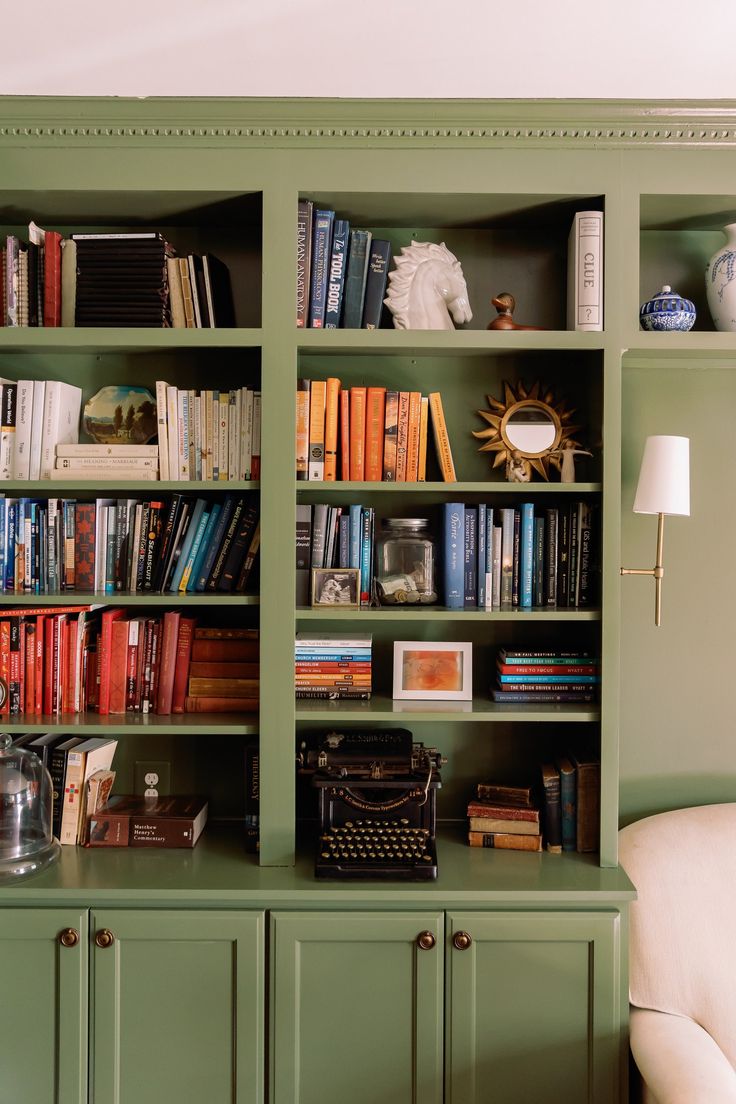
620 512 665 627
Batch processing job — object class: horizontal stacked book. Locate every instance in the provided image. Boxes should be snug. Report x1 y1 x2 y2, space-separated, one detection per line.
1 223 234 329
186 627 259 714
540 752 601 854
467 781 542 852
443 501 599 611
54 444 159 482
87 794 209 848
295 633 372 700
296 378 455 483
296 502 374 607
490 648 600 703
155 381 260 482
0 492 260 596
297 201 392 330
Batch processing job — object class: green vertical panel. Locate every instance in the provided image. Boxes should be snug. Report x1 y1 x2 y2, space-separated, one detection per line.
92 909 264 1104
446 911 620 1104
259 162 299 865
0 908 88 1104
271 910 444 1104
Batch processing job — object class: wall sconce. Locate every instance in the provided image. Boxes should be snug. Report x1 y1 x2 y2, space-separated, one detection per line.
621 435 690 627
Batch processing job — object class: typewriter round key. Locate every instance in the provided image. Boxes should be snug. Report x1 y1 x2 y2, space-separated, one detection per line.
422 854 432 861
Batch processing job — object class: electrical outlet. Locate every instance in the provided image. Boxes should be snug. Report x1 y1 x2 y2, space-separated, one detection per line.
134 760 171 799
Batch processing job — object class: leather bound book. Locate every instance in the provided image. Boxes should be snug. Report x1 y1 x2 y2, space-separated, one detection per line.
108 619 130 715
155 610 181 716
74 503 96 593
171 617 197 714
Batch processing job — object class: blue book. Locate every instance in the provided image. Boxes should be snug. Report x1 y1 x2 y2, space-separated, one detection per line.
359 507 374 606
497 673 601 684
463 507 477 609
520 502 535 609
308 209 335 328
557 757 577 852
348 505 362 569
442 502 465 609
195 495 235 591
361 239 392 329
324 219 350 328
477 503 487 608
0 499 6 590
170 498 207 592
188 503 220 592
533 515 546 607
342 230 372 328
338 514 350 567
182 508 210 591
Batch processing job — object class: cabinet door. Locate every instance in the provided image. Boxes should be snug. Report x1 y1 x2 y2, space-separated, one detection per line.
271 910 444 1104
0 907 88 1104
91 909 264 1104
447 911 621 1104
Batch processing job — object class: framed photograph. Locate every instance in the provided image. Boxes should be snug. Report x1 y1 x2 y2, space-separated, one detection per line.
392 641 473 701
311 567 361 609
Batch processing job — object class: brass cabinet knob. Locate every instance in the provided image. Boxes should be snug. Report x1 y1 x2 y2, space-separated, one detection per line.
416 930 436 951
453 930 472 951
58 928 79 948
95 929 115 949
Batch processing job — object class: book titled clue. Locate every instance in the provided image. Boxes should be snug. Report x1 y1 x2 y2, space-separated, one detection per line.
86 794 208 848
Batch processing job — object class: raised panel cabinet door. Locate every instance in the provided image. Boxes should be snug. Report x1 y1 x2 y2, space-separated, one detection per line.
270 910 444 1104
447 910 621 1104
91 908 264 1104
0 908 88 1104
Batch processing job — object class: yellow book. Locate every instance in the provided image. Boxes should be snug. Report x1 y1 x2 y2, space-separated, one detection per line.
417 395 429 481
308 380 327 480
295 380 310 480
323 376 341 481
405 390 422 482
428 392 456 482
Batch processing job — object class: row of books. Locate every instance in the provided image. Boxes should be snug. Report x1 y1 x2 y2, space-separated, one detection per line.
0 607 258 717
154 382 261 482
1 225 235 328
297 379 455 483
296 202 392 330
296 503 374 607
0 493 261 595
0 378 82 481
490 649 600 704
443 501 598 611
295 633 372 700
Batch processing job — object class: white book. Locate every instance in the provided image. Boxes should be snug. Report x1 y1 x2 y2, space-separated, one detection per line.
166 257 186 329
39 380 82 480
28 379 46 480
218 395 228 481
188 255 202 327
211 391 220 480
252 392 261 479
155 380 171 481
23 513 32 590
166 385 179 482
194 394 202 480
94 500 114 593
567 210 603 331
188 389 197 479
178 390 190 480
57 443 159 458
228 390 238 481
56 456 158 470
60 737 118 845
13 380 34 480
129 504 143 591
239 388 252 480
0 379 18 480
49 467 159 481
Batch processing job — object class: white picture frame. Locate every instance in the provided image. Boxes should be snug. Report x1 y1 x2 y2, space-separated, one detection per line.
392 640 473 701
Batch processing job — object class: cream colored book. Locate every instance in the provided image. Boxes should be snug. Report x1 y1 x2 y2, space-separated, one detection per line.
166 256 186 328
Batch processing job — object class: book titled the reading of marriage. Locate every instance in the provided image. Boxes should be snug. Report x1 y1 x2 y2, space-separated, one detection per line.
86 794 208 848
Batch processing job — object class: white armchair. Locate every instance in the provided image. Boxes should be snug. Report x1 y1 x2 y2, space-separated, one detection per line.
619 804 736 1104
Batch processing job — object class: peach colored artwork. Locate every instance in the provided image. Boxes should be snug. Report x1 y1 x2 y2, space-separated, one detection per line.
402 650 463 693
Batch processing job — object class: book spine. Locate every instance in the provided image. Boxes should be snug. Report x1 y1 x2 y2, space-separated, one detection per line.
295 379 310 480
395 391 409 482
342 230 372 328
155 379 170 482
295 504 312 607
44 231 62 327
251 392 261 480
0 383 17 479
382 391 399 482
361 239 392 328
323 218 350 328
359 507 373 606
466 802 539 822
568 210 604 331
417 396 429 481
349 387 367 481
171 616 196 713
405 391 422 482
520 502 534 609
442 502 465 609
463 507 477 609
307 380 326 481
296 200 313 328
364 388 386 482
308 210 334 328
511 508 520 607
28 379 45 480
467 832 542 852
428 392 456 482
244 741 259 852
184 695 259 713
500 508 515 607
575 760 600 853
12 380 33 480
558 760 577 852
477 503 487 609
155 611 181 715
323 377 341 481
339 388 350 480
540 763 562 853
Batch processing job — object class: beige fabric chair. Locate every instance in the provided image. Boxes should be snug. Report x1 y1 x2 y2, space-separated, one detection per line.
619 804 736 1104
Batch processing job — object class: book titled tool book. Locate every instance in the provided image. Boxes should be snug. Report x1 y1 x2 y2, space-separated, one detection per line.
86 794 208 847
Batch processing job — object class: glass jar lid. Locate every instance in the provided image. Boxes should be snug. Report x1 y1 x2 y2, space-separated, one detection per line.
381 517 430 530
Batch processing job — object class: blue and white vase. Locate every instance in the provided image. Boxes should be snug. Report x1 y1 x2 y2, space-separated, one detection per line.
706 222 736 331
639 285 696 331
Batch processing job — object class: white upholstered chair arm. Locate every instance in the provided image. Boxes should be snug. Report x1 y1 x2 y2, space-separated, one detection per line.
631 1007 736 1104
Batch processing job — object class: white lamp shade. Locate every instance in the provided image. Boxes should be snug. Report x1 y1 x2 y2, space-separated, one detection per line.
633 435 690 516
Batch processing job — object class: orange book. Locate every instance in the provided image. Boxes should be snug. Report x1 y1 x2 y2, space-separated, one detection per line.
396 391 410 481
339 388 350 480
308 379 326 480
295 379 310 480
323 377 341 481
365 387 386 481
349 387 367 480
417 395 429 481
405 391 422 482
0 620 11 718
428 391 457 482
382 391 399 481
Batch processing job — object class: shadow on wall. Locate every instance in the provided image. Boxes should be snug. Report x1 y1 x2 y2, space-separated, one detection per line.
619 775 736 828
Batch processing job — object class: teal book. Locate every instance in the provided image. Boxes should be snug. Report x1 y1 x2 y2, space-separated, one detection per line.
520 502 534 609
442 502 465 609
342 230 372 328
170 498 207 592
188 503 220 592
557 756 577 852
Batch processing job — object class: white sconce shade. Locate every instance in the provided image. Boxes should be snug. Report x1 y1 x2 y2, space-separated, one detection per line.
633 435 690 517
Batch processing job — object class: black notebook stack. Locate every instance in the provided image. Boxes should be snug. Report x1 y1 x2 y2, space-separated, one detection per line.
72 232 171 327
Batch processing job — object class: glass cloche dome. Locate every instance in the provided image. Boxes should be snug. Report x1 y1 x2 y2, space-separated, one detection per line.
0 733 60 881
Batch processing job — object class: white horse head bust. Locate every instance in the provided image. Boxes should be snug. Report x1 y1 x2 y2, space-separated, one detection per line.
384 241 473 330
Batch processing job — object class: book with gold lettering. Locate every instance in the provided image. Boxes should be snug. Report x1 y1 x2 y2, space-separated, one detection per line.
428 392 456 482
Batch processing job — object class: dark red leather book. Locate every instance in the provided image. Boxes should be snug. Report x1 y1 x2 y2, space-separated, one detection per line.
74 503 96 593
43 231 62 327
171 617 196 714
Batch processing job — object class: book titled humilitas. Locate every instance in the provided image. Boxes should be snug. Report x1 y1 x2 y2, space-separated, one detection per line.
86 794 208 848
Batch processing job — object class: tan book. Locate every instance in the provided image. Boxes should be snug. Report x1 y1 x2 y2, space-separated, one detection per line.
296 380 310 480
166 256 186 328
468 831 543 852
178 257 196 327
468 816 540 836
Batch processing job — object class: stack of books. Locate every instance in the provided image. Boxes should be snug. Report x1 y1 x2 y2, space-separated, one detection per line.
442 501 598 611
540 752 601 854
166 253 235 328
54 444 159 481
296 502 374 607
490 648 600 704
72 232 170 327
295 632 372 700
0 492 260 596
155 382 260 482
296 379 455 483
186 627 259 714
0 378 82 481
467 781 542 852
297 202 391 329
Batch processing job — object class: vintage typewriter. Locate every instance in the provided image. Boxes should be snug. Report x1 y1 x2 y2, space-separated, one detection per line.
299 728 443 881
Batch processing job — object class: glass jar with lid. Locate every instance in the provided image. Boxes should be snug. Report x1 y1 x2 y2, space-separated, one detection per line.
375 518 437 605
0 733 60 882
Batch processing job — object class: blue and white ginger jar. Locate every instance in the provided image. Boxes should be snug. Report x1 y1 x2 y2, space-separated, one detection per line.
706 223 736 331
639 285 696 332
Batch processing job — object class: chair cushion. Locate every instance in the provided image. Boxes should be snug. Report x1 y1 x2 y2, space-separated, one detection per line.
619 804 736 1068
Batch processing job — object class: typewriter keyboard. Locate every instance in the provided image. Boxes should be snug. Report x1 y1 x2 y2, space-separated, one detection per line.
316 818 437 880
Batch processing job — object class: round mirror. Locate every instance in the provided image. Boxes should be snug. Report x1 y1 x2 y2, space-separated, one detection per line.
474 381 583 481
501 399 561 458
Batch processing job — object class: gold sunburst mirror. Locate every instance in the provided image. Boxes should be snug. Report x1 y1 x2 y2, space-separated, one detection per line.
473 380 582 481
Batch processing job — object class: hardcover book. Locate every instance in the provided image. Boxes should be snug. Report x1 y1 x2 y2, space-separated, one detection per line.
342 230 372 328
308 209 335 328
324 219 350 328
361 239 392 329
87 794 208 848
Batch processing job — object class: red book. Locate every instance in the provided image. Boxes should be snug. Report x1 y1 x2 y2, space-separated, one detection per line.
24 622 35 715
349 387 367 480
35 615 46 715
43 618 55 715
74 503 97 593
62 620 78 714
44 231 62 327
8 618 22 715
156 610 181 715
108 619 130 715
466 801 540 822
496 662 598 676
339 388 350 480
97 608 126 715
171 617 197 714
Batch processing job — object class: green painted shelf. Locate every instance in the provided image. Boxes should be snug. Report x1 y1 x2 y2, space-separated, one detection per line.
296 329 607 356
294 693 599 723
296 606 600 621
0 713 258 734
0 480 260 493
0 593 260 606
625 332 736 359
297 481 601 494
0 328 263 352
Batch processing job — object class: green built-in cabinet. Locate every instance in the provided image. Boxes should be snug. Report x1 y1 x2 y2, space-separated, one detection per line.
3 98 736 1102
